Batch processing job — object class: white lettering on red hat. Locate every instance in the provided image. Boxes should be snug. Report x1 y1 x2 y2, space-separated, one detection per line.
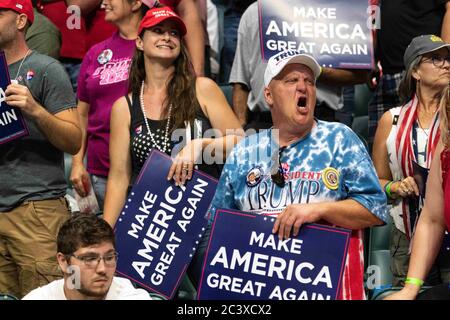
154 12 174 18
16 4 23 9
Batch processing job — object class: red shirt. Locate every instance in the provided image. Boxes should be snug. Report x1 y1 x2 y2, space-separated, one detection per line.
38 1 85 59
38 0 116 59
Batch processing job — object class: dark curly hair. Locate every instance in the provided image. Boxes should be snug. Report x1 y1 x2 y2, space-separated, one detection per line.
57 215 115 255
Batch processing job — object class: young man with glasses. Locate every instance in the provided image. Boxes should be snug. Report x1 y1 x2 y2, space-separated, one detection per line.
208 50 387 300
23 215 151 300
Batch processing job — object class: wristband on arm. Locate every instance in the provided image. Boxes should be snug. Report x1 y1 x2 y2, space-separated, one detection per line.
405 277 424 287
384 181 394 199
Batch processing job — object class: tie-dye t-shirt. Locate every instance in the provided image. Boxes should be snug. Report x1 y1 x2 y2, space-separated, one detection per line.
209 120 387 300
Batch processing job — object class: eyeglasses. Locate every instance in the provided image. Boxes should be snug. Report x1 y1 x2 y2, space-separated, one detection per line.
270 147 286 188
68 252 119 268
421 55 450 68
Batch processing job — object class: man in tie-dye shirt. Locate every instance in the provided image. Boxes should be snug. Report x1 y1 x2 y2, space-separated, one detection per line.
209 50 388 300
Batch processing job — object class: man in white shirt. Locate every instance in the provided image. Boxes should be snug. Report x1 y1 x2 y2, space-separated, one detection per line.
23 215 151 300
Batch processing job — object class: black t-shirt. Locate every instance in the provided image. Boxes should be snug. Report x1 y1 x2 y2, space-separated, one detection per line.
377 0 448 73
126 93 221 184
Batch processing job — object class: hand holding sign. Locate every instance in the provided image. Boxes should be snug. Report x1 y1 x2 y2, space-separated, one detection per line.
115 150 217 299
0 51 29 145
167 139 203 186
198 209 351 300
273 203 322 239
5 83 42 119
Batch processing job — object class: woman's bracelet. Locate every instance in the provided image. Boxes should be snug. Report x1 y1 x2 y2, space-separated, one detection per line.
405 277 424 287
384 181 394 199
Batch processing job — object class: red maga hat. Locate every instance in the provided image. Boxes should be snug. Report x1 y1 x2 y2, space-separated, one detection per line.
0 0 34 24
138 6 187 36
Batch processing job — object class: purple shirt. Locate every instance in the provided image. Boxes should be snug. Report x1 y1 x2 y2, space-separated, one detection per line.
77 31 135 176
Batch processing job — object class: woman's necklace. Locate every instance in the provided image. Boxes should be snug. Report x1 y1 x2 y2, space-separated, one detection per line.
416 117 429 137
139 80 172 153
417 107 438 137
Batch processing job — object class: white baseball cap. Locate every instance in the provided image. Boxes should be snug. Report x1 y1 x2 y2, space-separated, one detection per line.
264 50 321 87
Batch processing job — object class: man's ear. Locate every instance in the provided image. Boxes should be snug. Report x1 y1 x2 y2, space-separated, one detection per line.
264 86 273 109
57 253 69 273
136 37 144 51
16 13 28 31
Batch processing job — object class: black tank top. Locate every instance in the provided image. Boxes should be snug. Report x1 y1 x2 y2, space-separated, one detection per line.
126 92 221 183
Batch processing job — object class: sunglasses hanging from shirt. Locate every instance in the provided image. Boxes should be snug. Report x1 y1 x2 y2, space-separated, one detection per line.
270 146 287 188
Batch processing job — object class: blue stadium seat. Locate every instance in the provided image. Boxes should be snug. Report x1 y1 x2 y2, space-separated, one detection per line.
353 84 372 118
351 84 373 148
176 274 197 300
0 293 18 300
149 293 167 300
365 215 395 299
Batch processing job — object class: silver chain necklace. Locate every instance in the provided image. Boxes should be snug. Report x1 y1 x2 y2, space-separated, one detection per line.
14 49 32 82
139 80 172 153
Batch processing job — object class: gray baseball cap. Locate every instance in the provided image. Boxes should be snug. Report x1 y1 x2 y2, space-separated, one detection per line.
404 34 450 68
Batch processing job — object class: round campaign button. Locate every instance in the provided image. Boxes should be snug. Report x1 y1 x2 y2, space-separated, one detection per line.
322 167 340 190
246 166 263 187
97 49 113 65
26 70 35 80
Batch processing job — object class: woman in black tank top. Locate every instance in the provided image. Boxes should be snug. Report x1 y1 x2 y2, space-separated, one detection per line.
103 7 243 229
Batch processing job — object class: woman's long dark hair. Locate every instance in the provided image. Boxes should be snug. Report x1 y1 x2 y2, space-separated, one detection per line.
398 56 421 104
128 32 198 132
